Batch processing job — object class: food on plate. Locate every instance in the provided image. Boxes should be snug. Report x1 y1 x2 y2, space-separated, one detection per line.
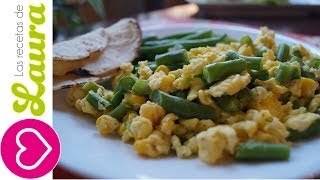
53 73 110 91
53 28 108 76
64 26 320 164
53 18 141 89
81 18 141 76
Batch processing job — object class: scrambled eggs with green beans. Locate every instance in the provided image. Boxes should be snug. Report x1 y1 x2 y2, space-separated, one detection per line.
67 27 320 164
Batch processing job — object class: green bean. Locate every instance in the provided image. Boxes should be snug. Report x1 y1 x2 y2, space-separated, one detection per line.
98 77 113 89
110 76 136 107
140 43 174 57
290 56 305 67
314 108 320 115
291 56 317 79
132 79 152 96
225 50 262 70
155 49 188 66
86 90 111 111
225 50 239 60
171 90 188 99
292 49 302 58
82 81 104 92
160 31 195 40
236 141 290 161
301 71 316 79
291 67 301 80
292 99 302 109
277 43 291 62
148 62 158 71
180 30 213 40
107 101 132 121
168 44 184 52
249 69 269 81
140 35 227 57
181 35 227 50
256 46 269 57
308 58 320 69
167 63 187 70
150 90 218 120
119 76 136 91
279 92 291 104
203 59 247 84
143 39 174 46
142 35 158 44
110 91 124 108
137 61 186 72
215 88 251 112
287 118 320 141
222 36 237 44
240 35 253 45
245 57 263 70
275 62 300 85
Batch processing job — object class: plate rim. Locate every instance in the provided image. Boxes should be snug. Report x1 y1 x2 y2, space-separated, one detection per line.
55 23 320 179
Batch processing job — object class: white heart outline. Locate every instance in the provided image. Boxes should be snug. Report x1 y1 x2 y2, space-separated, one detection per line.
15 128 53 170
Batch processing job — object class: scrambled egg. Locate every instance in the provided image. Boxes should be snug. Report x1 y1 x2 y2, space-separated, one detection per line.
129 116 153 140
68 27 320 165
97 88 114 101
124 93 146 109
139 101 166 125
133 130 171 158
196 120 215 132
206 72 251 97
254 26 276 49
262 50 280 74
155 65 170 74
112 62 134 88
138 60 153 79
182 58 208 78
66 86 86 106
248 91 292 120
232 120 258 142
245 109 289 143
255 78 288 96
197 125 238 164
173 77 191 90
159 113 179 135
285 112 320 132
148 71 176 93
292 44 311 60
238 44 254 56
187 78 205 101
96 115 120 135
308 94 320 112
289 77 318 98
171 135 193 158
75 98 102 118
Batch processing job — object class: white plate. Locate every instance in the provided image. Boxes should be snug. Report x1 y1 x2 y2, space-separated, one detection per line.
54 23 320 179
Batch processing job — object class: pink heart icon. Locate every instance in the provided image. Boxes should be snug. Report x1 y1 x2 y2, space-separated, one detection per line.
16 128 52 170
1 119 61 178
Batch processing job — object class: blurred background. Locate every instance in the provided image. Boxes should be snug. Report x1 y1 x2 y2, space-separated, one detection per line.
53 0 320 41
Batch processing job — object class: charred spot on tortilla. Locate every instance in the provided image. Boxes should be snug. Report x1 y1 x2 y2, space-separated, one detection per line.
53 28 108 76
53 69 118 91
53 73 105 91
72 69 92 76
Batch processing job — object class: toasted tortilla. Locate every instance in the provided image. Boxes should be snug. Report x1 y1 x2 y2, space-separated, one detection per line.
53 28 108 76
80 18 141 76
53 69 117 91
53 74 100 91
